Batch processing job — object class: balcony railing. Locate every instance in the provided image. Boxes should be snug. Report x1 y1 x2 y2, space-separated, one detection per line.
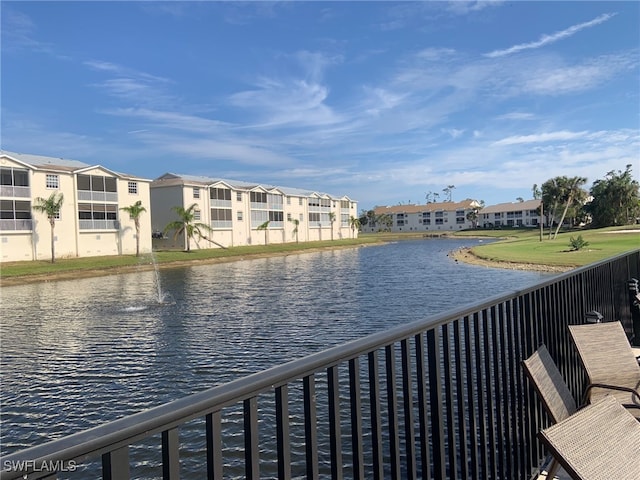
0 219 33 231
77 191 118 202
1 250 638 480
78 219 120 230
0 185 30 198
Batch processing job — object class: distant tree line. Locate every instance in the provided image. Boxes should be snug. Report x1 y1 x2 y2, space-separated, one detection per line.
535 164 639 238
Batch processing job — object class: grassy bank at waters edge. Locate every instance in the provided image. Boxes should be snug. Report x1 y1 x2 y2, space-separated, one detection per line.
0 238 385 284
1 226 637 284
454 225 640 267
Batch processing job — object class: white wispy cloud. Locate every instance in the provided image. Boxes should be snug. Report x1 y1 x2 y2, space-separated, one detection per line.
492 131 589 146
484 12 617 58
520 52 637 96
497 112 536 121
446 1 504 15
442 128 465 139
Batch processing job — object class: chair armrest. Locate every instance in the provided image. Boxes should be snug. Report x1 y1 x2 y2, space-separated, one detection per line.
582 382 640 405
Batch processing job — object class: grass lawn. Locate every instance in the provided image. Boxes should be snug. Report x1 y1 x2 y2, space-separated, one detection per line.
459 226 640 267
0 237 383 279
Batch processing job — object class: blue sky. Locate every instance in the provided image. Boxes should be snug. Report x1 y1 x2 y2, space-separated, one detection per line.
2 1 638 211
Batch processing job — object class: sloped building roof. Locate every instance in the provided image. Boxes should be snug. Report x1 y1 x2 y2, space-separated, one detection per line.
373 199 480 215
151 172 355 201
479 199 540 214
0 150 150 181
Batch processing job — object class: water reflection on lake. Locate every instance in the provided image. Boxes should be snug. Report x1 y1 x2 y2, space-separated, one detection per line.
1 238 550 456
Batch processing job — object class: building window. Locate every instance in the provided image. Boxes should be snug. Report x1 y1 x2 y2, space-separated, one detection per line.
0 167 29 199
210 188 231 201
269 211 284 222
78 202 118 229
77 174 117 198
250 191 267 204
299 198 303 206
237 192 242 201
193 187 200 199
287 213 292 221
287 196 291 205
194 209 201 221
128 182 138 194
211 208 232 229
237 211 243 221
0 199 33 230
46 174 59 189
299 213 303 221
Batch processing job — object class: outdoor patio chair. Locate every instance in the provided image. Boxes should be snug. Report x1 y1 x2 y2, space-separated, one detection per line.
538 395 640 480
568 322 640 418
523 344 578 479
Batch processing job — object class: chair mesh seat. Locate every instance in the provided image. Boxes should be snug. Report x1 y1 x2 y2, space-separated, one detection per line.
540 396 640 480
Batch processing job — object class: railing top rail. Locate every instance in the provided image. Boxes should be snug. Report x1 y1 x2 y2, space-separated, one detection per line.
2 249 638 474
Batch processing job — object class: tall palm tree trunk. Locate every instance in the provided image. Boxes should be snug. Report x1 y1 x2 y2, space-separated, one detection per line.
49 219 56 263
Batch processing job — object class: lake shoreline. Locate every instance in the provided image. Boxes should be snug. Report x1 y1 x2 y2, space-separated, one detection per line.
449 247 573 273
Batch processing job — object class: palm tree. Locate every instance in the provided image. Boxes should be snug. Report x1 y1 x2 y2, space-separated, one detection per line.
257 220 270 245
553 176 587 239
349 216 361 238
120 200 146 257
542 178 563 239
443 185 455 202
163 203 212 252
289 218 300 243
328 212 336 241
32 192 64 263
532 184 543 242
466 209 479 228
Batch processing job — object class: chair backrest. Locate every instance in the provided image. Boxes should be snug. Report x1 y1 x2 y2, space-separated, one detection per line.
539 396 640 480
568 322 640 385
523 344 577 423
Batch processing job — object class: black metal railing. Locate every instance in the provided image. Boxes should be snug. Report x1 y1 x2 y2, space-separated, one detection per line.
2 250 638 480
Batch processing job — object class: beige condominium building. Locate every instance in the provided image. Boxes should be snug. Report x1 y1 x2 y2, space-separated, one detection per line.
362 199 482 233
0 151 152 262
150 173 358 249
478 199 544 228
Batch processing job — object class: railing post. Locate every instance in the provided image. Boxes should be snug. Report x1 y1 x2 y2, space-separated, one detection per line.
414 333 431 480
349 358 365 480
368 350 384 480
385 344 401 479
427 328 445 479
102 446 130 480
400 339 416 480
275 386 292 480
327 367 343 480
162 428 180 480
244 397 259 480
303 375 319 479
206 412 223 480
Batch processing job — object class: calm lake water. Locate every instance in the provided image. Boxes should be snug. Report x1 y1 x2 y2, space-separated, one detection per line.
0 238 551 472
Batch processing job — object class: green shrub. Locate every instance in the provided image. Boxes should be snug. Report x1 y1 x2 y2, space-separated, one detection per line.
569 235 590 251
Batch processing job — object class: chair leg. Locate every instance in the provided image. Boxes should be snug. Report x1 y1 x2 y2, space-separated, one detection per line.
546 458 560 479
